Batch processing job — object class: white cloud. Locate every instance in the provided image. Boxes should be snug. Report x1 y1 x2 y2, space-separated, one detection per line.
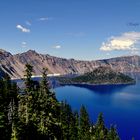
38 17 53 21
25 21 31 26
22 42 27 45
21 42 27 48
16 24 30 33
100 32 140 51
52 45 62 49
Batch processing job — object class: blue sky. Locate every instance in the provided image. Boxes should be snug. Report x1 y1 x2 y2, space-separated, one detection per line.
0 0 140 60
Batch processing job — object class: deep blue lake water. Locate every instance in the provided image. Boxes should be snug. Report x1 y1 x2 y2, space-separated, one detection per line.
54 81 140 140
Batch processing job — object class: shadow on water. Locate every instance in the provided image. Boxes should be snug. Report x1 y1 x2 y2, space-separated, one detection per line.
18 76 134 95
12 75 136 95
61 84 132 95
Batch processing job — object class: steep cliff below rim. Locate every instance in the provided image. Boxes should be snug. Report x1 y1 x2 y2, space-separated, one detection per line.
0 49 140 78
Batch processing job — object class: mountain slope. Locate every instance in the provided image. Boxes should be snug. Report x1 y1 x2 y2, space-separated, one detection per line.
0 49 140 78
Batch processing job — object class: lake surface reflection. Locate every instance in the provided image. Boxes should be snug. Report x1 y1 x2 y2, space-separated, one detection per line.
55 81 140 140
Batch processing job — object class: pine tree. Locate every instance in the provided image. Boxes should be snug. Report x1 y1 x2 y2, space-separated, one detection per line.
1 74 13 140
93 113 108 140
0 74 19 140
10 82 19 140
96 113 105 130
60 101 75 140
41 68 50 93
70 111 79 140
24 64 34 93
107 125 120 140
18 64 37 139
79 105 90 140
36 67 61 139
0 78 10 140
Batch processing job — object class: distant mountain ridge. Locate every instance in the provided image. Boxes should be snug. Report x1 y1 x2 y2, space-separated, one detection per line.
0 49 140 78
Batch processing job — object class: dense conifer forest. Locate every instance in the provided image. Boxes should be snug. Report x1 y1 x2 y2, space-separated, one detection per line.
56 66 135 85
0 64 120 140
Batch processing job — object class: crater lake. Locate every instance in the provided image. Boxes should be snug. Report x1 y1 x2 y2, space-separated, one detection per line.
55 77 140 140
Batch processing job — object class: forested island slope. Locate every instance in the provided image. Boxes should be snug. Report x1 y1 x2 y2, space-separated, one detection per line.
57 66 135 85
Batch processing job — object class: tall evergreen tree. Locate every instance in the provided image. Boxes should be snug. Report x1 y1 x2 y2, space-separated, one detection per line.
36 67 61 139
60 101 74 140
0 74 19 140
70 111 79 140
18 64 38 139
10 82 19 140
0 78 10 140
41 68 50 93
93 113 108 140
79 105 90 140
24 64 34 93
107 125 120 140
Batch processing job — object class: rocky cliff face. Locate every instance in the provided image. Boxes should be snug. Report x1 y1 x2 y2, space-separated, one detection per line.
0 49 140 78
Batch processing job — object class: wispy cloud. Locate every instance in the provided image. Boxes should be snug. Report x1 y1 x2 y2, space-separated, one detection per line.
25 21 31 26
21 41 27 48
52 45 62 49
38 17 53 21
100 32 140 52
16 24 30 33
22 42 27 45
